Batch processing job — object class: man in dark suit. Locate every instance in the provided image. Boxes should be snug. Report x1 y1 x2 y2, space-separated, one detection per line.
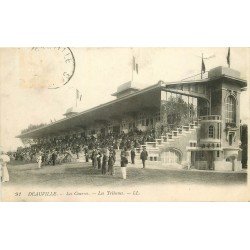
109 146 116 163
52 150 57 166
130 147 135 164
97 148 102 170
140 147 148 169
84 147 89 162
102 150 108 175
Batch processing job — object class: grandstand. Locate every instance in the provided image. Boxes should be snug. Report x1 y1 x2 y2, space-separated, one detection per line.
16 66 247 171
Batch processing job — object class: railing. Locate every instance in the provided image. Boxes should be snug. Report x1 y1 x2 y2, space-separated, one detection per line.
181 71 209 82
200 142 221 149
161 120 199 133
200 115 221 121
225 122 237 129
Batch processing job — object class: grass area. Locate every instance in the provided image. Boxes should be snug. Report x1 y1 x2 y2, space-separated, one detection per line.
3 161 247 188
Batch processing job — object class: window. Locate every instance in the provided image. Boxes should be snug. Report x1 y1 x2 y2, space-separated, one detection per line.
229 132 234 146
217 151 220 157
226 95 236 123
208 125 214 138
166 92 170 101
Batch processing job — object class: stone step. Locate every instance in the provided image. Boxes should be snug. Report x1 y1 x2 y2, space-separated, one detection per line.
172 131 178 136
182 130 192 134
167 139 174 142
141 121 199 151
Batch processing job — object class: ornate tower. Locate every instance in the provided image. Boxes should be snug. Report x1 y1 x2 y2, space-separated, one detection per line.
202 66 247 170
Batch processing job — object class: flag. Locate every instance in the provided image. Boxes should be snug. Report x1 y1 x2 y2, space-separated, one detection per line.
201 57 206 74
132 56 138 74
227 47 230 68
76 89 82 101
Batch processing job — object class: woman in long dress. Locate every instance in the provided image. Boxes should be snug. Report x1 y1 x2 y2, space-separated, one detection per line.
0 152 10 182
37 153 42 169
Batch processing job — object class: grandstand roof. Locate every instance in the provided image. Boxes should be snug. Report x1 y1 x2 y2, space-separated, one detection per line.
17 82 162 139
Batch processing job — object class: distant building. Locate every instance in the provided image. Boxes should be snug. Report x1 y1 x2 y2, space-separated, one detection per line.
17 66 247 171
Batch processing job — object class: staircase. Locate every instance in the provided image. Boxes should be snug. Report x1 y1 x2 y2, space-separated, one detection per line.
136 121 200 168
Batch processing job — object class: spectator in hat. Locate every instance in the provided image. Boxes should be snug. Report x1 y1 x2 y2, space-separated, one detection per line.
140 147 148 169
102 149 108 175
109 146 116 163
84 147 89 162
108 149 115 176
91 148 98 169
130 147 135 164
52 150 57 166
120 147 128 179
97 149 102 170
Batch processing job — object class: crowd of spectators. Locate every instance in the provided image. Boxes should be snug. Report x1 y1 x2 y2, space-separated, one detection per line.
11 128 156 165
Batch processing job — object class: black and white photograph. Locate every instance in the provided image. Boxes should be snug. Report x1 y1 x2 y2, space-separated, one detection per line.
0 47 248 201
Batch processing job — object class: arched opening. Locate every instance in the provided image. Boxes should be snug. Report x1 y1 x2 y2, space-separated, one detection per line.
226 156 236 171
161 148 182 165
198 99 209 116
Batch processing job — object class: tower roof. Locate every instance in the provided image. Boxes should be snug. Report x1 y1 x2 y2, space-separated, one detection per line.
111 81 140 98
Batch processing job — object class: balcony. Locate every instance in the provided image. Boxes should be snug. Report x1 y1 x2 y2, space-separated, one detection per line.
200 139 221 144
199 115 221 121
200 141 221 150
225 122 237 130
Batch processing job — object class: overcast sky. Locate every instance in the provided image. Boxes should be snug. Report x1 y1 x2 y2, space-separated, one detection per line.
0 48 248 151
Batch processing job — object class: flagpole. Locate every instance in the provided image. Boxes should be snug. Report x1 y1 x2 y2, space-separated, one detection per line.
76 89 77 108
201 53 203 79
131 56 134 83
227 47 231 68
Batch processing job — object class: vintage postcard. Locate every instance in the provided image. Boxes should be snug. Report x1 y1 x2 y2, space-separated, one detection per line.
0 47 249 201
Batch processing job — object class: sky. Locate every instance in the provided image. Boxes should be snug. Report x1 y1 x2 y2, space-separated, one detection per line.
0 48 249 151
